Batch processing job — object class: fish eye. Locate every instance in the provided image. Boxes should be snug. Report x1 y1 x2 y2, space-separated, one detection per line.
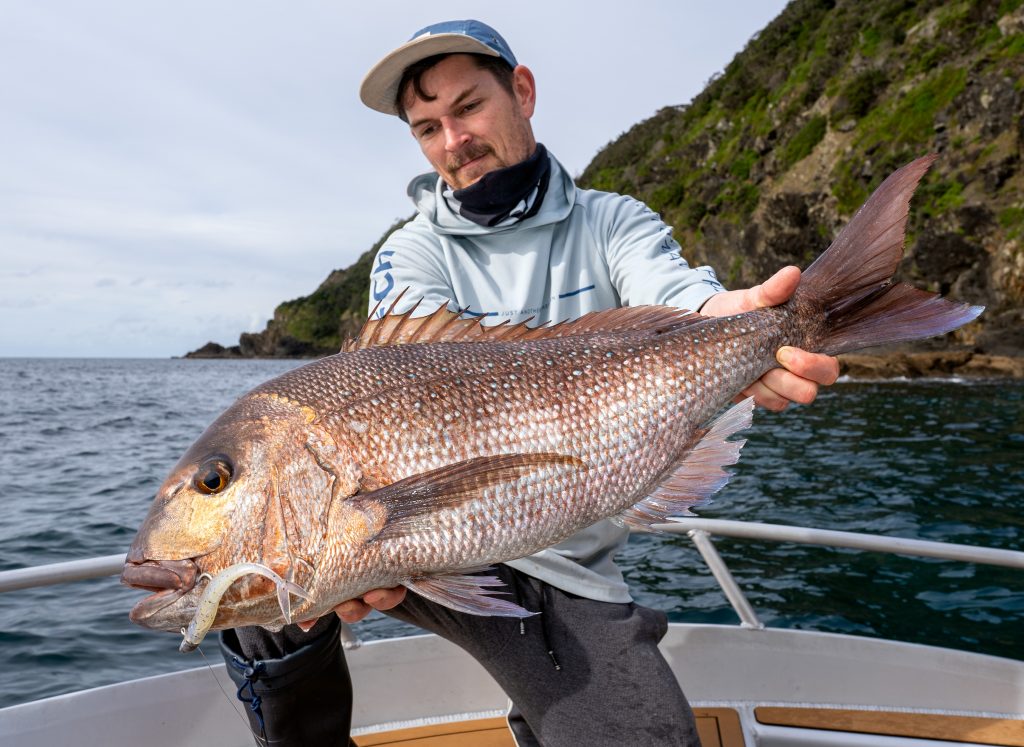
194 457 233 495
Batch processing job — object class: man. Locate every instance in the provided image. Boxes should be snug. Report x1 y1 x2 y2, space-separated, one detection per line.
221 20 838 746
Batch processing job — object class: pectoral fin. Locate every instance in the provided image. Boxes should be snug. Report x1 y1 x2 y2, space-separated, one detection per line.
615 398 754 530
404 571 536 617
352 452 586 542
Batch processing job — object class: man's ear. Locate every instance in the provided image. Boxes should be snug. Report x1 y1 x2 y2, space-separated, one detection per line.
512 65 537 118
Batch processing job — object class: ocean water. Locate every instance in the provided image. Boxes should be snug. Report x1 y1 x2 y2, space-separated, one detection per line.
0 358 1021 708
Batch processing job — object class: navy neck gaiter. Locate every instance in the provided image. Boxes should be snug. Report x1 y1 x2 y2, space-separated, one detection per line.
450 144 551 227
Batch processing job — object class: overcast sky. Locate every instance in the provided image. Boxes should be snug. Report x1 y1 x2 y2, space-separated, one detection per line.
1 1 789 357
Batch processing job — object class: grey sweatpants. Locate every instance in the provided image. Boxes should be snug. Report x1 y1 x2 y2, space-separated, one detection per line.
386 564 701 746
227 564 700 746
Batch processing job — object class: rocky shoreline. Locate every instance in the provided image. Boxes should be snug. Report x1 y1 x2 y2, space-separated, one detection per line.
838 350 1024 379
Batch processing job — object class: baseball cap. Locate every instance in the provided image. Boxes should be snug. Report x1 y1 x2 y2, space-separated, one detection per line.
360 20 518 116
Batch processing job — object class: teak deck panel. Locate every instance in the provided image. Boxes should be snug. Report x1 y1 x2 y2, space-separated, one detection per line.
755 706 1024 746
354 717 511 747
354 708 746 746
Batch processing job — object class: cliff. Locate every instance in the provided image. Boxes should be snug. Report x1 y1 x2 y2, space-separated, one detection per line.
188 0 1024 377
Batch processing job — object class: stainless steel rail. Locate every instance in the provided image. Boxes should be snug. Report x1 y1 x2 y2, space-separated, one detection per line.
0 553 126 593
647 518 1024 627
1 519 1021 598
687 528 764 629
651 518 1024 569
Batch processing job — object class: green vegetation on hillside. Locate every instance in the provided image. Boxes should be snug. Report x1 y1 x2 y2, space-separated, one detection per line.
579 0 1022 272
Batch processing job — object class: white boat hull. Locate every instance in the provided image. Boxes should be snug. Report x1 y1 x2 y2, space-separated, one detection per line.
2 623 1021 746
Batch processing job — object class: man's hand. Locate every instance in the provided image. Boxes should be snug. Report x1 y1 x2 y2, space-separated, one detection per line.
700 266 839 411
293 588 406 632
333 587 407 624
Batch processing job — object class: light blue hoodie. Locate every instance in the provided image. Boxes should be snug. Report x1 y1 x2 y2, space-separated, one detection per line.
369 152 725 602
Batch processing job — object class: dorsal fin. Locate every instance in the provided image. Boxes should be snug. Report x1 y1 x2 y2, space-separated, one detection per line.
345 293 707 351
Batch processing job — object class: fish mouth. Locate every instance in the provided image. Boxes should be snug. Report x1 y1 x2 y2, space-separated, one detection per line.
121 558 199 624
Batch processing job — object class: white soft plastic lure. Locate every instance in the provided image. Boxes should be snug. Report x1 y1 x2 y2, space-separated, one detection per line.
179 563 312 653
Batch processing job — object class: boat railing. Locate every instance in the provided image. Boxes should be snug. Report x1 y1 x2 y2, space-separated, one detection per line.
1 519 1022 638
653 518 1024 629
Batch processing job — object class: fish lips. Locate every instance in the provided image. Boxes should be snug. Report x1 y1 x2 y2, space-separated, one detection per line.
121 558 199 626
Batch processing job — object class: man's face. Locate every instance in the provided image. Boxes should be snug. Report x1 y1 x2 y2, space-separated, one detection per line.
402 54 537 190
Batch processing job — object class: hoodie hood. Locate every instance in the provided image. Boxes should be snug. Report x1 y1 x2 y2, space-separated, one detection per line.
407 151 577 237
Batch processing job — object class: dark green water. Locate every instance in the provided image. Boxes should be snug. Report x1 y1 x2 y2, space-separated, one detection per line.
0 360 1020 707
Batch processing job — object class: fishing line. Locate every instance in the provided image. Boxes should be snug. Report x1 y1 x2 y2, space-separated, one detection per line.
196 644 268 746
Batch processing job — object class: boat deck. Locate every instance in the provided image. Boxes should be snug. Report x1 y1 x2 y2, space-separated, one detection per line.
354 716 511 747
354 708 746 746
754 708 1024 746
354 708 1024 747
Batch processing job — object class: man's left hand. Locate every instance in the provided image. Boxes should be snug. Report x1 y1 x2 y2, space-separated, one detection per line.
333 587 407 623
700 266 840 411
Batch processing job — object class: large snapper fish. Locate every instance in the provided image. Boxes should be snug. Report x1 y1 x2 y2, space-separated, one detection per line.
122 156 981 650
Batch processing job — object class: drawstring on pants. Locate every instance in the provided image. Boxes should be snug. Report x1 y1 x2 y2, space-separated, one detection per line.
512 569 561 671
229 655 268 737
540 583 561 671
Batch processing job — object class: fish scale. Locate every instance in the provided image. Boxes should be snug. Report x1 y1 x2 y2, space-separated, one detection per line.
122 156 983 644
303 315 785 599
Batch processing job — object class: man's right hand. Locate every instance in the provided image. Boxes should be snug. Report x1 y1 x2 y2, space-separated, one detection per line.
333 587 407 623
700 266 839 411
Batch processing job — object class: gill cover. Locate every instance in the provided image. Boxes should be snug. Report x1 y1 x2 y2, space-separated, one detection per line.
128 390 361 591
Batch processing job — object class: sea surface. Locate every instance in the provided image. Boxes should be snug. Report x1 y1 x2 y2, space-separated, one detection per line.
0 358 1021 708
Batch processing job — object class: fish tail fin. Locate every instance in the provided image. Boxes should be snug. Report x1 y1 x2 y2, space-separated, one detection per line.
795 155 983 355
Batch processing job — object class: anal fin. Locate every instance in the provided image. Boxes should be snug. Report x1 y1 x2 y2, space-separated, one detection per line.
617 397 754 531
404 571 536 617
